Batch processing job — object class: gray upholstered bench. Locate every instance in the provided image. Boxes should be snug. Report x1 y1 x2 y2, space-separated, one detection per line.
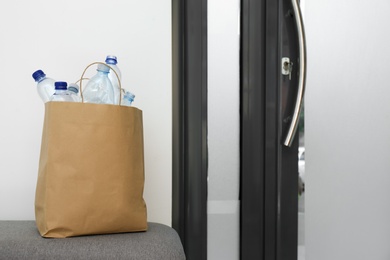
0 221 185 260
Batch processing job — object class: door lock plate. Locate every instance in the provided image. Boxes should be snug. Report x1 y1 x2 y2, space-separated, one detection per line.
282 57 293 80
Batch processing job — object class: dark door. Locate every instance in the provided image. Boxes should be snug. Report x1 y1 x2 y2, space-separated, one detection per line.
172 0 306 259
241 0 305 259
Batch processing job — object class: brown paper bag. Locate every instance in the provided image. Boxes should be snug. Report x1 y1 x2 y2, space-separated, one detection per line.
35 102 147 238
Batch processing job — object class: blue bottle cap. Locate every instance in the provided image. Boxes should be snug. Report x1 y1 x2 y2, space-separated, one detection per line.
55 81 67 90
32 70 45 82
105 55 118 65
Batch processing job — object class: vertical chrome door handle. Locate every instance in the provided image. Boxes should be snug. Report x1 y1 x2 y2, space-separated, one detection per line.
284 0 307 147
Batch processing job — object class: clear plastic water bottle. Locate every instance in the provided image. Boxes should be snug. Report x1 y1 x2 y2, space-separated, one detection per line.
67 83 81 102
82 64 115 105
121 90 135 106
32 70 55 103
105 55 121 104
50 81 74 102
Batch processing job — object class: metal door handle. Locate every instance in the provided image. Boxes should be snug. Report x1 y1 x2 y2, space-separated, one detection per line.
284 0 307 147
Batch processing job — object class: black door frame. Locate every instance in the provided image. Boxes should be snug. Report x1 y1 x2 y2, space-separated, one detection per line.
172 0 298 259
241 0 299 259
172 0 208 259
240 0 267 258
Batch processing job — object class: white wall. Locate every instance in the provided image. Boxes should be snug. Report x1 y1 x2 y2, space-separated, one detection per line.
306 1 390 259
0 0 172 226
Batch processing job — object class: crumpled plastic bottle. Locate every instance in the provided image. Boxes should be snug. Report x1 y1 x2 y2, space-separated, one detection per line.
105 55 121 104
82 64 115 105
32 69 55 103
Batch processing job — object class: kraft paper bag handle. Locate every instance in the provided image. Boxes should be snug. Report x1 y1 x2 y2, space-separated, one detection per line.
77 61 122 105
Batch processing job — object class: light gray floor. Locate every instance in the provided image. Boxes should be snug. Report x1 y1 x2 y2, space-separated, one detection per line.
298 193 305 260
298 245 305 260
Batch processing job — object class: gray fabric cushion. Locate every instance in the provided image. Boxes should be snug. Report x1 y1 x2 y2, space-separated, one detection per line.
0 221 185 260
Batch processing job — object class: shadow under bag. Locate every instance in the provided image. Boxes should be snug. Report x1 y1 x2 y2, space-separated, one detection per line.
35 102 147 238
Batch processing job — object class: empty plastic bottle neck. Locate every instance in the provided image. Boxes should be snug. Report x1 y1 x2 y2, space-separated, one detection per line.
97 64 110 74
55 89 67 94
97 69 109 75
124 93 135 100
36 76 46 82
68 86 78 94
